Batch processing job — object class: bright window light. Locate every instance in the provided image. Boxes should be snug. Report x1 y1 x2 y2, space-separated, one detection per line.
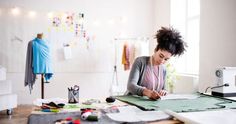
170 0 200 75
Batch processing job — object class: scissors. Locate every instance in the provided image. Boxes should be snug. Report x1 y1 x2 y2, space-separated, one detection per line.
73 85 80 91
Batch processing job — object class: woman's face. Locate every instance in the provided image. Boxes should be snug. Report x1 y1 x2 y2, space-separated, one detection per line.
153 49 172 65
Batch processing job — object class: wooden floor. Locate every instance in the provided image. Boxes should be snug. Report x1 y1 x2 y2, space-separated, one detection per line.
0 105 33 124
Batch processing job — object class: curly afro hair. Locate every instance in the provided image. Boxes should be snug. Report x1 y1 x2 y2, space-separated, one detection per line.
155 27 187 56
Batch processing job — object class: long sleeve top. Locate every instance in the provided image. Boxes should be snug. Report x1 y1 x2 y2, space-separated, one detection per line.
125 56 166 96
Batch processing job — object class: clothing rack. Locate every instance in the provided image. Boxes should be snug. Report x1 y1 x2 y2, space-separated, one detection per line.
113 36 150 68
110 37 150 96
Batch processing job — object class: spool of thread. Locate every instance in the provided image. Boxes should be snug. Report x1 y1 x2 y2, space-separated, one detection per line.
86 115 98 121
81 109 98 121
73 119 81 124
81 111 92 120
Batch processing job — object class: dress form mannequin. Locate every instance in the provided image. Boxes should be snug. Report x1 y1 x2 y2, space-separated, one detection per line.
25 32 53 98
37 33 45 99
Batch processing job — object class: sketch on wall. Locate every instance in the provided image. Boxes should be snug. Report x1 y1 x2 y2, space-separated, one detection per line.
50 12 85 38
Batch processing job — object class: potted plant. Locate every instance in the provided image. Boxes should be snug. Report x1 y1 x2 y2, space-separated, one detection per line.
166 62 178 93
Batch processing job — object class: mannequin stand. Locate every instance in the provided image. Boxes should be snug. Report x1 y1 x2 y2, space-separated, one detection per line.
112 65 118 86
110 39 119 96
110 65 119 96
41 74 44 99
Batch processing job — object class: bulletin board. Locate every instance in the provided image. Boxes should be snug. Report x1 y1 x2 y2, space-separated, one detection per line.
115 93 236 112
0 10 114 73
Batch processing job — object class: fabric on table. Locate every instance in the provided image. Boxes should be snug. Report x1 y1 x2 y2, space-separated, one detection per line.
116 93 236 112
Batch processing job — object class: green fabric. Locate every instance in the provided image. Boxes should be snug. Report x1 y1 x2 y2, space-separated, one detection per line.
115 93 236 113
63 104 95 109
63 104 80 109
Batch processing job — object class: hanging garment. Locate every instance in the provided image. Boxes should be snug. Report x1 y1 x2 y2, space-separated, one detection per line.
24 41 36 93
32 38 53 81
133 40 149 59
122 43 130 70
128 43 135 65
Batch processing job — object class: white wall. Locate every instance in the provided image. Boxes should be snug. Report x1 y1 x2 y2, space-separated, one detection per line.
0 0 197 104
0 0 156 104
199 0 236 92
151 0 170 54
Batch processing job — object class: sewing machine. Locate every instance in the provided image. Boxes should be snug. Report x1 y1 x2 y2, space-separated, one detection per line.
212 67 236 97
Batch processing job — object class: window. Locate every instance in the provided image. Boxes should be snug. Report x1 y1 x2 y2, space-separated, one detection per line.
170 0 200 75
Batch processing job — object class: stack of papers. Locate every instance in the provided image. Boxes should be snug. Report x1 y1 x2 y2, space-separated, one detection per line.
161 94 199 100
106 106 171 122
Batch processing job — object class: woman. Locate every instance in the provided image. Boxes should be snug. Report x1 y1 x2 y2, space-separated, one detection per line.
126 27 186 100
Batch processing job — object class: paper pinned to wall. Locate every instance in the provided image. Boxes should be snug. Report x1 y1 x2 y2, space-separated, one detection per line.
63 45 72 60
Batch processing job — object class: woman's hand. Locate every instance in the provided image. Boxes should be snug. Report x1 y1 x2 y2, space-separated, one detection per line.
143 88 161 100
158 90 168 96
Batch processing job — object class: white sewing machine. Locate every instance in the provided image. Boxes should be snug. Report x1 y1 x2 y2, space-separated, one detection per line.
212 67 236 97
